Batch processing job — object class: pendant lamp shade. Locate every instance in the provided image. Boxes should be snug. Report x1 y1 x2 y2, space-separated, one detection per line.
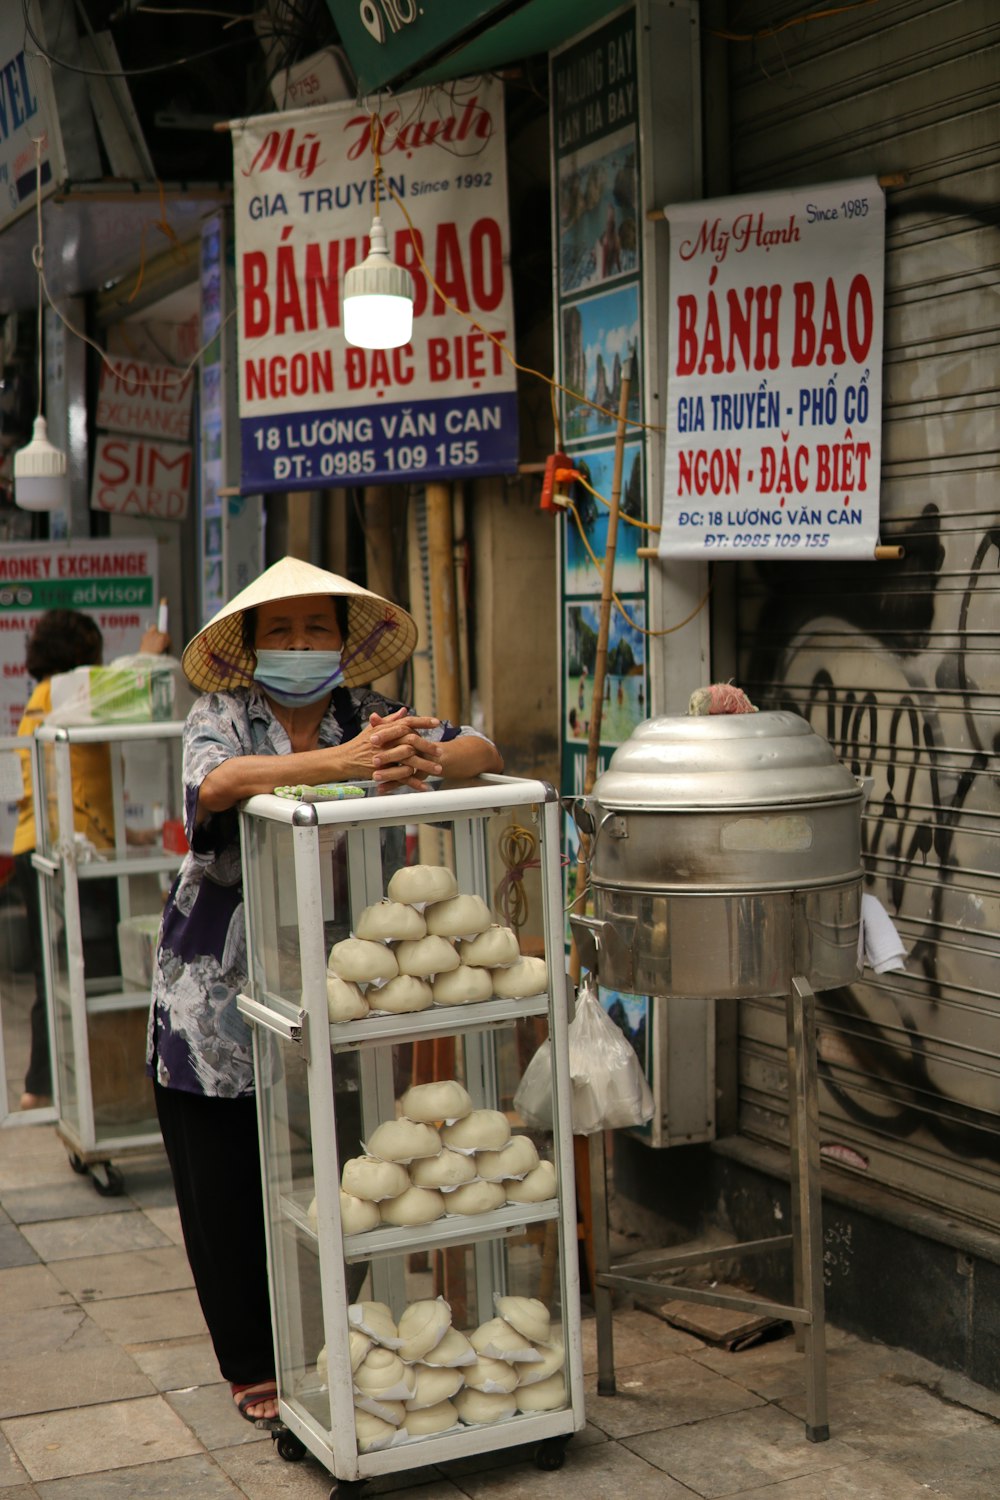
343 216 414 350
14 415 69 512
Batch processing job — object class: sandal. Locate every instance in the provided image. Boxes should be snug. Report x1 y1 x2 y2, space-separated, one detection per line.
232 1380 282 1429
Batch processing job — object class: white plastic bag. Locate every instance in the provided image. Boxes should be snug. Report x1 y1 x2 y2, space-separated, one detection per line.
512 974 655 1135
512 1039 553 1130
568 975 654 1134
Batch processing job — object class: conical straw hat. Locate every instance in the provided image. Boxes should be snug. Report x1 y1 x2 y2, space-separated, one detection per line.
182 556 418 694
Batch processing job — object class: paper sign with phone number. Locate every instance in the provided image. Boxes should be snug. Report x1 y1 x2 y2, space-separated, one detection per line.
659 178 885 560
231 78 518 491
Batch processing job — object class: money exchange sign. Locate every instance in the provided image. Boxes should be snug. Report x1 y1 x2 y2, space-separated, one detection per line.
659 178 885 560
231 79 518 491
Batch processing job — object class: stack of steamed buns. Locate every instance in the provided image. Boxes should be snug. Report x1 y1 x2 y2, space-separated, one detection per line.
314 1293 567 1451
326 865 548 1022
307 1080 556 1234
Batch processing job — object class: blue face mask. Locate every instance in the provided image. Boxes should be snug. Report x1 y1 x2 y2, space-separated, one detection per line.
252 649 343 707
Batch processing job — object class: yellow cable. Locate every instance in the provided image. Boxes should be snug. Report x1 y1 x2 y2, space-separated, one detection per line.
566 500 711 637
573 471 661 532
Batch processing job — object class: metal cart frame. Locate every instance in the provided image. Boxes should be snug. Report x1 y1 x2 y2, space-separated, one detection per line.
32 721 185 1193
239 775 585 1496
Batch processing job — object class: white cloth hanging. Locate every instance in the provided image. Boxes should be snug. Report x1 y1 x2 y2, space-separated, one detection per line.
858 894 907 973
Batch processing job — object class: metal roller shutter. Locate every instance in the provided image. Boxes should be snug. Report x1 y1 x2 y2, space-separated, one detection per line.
723 1 1000 1230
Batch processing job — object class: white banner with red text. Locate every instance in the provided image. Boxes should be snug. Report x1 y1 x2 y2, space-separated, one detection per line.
231 81 518 491
659 178 885 560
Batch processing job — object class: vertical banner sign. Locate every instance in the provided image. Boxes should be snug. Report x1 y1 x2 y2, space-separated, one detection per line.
659 179 885 559
231 79 518 490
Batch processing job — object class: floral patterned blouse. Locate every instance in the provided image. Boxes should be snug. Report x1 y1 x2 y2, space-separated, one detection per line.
146 684 470 1099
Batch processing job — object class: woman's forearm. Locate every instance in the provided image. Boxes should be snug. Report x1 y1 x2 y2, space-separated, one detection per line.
436 734 504 779
197 745 357 817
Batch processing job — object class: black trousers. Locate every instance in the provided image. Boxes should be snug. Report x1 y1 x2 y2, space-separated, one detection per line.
154 1082 275 1386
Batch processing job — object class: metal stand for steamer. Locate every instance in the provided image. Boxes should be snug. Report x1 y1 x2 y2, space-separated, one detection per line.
588 974 830 1444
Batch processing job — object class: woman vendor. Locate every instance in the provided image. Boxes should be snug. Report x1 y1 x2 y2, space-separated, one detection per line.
146 556 503 1426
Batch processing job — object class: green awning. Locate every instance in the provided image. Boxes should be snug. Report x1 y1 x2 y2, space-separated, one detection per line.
330 0 622 95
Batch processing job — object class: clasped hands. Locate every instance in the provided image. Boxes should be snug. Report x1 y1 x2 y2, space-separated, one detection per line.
363 706 444 791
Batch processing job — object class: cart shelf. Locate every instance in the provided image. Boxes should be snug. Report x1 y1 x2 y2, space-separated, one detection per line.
282 1188 560 1261
328 994 550 1050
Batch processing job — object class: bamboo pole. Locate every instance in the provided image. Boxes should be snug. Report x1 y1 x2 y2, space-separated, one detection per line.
637 544 904 560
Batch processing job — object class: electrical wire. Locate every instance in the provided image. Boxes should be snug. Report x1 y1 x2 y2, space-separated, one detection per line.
31 173 238 393
31 140 45 421
22 0 275 78
574 471 660 532
711 0 879 43
383 175 665 438
565 495 712 638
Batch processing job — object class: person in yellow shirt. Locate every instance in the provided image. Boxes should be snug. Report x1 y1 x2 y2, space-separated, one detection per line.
13 610 168 1108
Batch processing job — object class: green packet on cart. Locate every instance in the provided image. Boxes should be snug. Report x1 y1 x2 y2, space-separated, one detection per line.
273 783 368 802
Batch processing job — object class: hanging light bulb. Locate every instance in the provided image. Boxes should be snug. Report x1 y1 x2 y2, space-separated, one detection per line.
14 137 67 512
342 117 414 351
14 415 69 511
343 216 414 350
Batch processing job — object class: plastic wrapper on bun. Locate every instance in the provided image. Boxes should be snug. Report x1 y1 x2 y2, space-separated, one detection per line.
406 1363 464 1409
454 1387 517 1425
396 1298 452 1362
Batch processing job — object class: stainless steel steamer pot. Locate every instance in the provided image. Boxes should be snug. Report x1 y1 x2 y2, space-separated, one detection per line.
572 711 864 998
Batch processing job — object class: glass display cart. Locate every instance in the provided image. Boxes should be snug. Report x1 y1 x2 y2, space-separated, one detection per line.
237 775 583 1496
31 721 187 1194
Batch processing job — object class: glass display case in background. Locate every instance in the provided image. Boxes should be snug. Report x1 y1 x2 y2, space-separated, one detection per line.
238 776 584 1490
31 722 187 1193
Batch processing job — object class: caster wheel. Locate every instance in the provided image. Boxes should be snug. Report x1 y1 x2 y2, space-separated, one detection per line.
535 1437 568 1472
274 1431 306 1462
330 1482 367 1499
91 1163 125 1197
68 1153 89 1176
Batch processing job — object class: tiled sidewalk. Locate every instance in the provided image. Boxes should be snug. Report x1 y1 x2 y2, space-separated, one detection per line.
1 1121 999 1498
